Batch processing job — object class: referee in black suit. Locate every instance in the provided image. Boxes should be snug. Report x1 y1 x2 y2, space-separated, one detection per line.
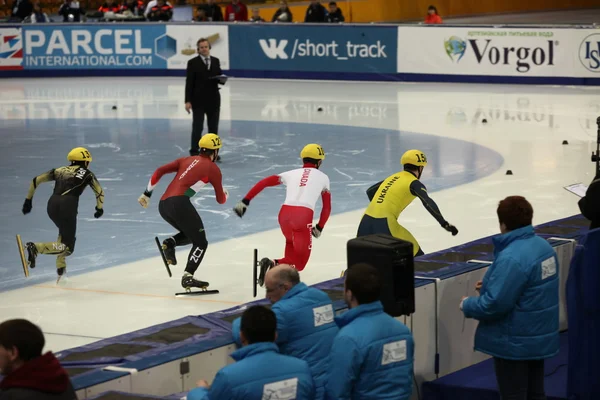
185 38 222 157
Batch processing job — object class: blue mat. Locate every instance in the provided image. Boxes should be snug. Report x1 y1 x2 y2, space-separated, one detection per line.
422 332 569 400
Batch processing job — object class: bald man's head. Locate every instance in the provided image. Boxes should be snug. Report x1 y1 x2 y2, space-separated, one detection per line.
264 265 300 303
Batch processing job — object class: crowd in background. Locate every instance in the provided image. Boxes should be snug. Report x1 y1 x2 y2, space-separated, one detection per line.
4 0 443 24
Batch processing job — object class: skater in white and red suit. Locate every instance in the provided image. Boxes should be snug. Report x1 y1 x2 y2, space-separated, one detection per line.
233 144 331 286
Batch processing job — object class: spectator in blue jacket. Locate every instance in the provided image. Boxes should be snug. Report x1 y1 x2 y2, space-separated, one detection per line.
188 305 315 400
326 263 414 400
461 196 559 400
232 265 338 400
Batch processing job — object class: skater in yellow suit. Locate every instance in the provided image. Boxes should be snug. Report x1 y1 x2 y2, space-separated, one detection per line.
357 149 458 256
20 147 104 281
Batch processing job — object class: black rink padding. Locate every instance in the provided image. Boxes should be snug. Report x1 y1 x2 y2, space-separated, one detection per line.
91 393 163 400
426 252 486 263
64 367 94 377
459 243 495 253
322 288 345 302
134 323 210 345
60 344 154 362
535 225 581 235
414 261 452 272
557 216 589 227
220 304 273 324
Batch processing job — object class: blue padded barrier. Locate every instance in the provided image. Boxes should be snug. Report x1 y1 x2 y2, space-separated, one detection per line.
60 214 587 393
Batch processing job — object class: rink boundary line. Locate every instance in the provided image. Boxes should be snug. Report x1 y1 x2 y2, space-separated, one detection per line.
32 284 243 305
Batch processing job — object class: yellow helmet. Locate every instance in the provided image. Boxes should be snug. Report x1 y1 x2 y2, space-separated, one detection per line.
199 133 222 150
401 149 427 167
300 144 325 160
67 147 92 162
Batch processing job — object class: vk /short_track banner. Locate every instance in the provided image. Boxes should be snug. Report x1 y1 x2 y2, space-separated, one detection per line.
229 24 398 74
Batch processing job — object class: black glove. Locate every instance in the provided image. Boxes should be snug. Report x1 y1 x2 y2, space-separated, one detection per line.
94 207 104 219
312 224 323 238
443 222 458 236
22 198 32 215
233 198 250 218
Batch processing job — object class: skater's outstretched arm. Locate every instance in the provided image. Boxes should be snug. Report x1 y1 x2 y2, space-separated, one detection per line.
146 159 181 194
22 169 55 214
245 175 281 201
208 164 227 204
26 169 55 201
233 175 281 218
88 173 105 218
312 190 331 238
410 180 458 235
138 159 181 208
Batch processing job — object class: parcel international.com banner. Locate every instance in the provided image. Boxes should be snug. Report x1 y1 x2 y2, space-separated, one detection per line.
0 25 229 71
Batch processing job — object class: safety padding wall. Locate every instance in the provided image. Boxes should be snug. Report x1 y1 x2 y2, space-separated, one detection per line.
1 23 600 85
54 214 589 399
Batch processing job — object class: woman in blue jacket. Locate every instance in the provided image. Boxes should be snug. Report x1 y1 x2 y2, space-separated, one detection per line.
461 196 560 400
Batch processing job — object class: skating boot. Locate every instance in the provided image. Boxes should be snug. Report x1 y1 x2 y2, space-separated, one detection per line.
181 273 209 292
162 238 177 265
56 267 67 284
257 258 275 287
25 242 37 269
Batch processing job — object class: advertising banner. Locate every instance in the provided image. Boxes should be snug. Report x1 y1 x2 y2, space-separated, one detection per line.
229 25 397 74
164 25 229 70
575 31 600 76
0 28 24 70
397 27 572 77
4 24 229 71
21 25 168 69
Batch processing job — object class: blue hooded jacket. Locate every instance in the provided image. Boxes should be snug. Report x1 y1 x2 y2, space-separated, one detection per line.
462 225 560 360
187 342 315 400
232 283 339 400
325 301 414 400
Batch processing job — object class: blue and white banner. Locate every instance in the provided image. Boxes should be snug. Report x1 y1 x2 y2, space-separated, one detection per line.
229 25 397 74
22 25 167 69
15 24 228 70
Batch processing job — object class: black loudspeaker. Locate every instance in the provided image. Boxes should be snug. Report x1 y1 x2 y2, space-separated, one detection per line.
347 234 415 317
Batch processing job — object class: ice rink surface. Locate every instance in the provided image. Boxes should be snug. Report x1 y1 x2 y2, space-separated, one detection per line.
0 77 597 352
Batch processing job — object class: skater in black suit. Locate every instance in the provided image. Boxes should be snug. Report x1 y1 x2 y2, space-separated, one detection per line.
185 38 222 158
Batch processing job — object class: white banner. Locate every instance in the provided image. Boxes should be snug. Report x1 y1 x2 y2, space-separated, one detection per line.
397 27 597 78
165 25 229 70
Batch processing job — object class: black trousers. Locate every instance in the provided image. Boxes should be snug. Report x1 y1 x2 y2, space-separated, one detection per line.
158 196 208 275
190 100 220 155
494 357 546 400
47 195 78 253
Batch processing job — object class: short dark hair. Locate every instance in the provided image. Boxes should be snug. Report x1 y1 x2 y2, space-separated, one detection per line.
240 306 277 344
197 38 210 47
0 319 45 362
274 267 300 286
329 1 337 5
403 164 420 173
345 263 381 305
302 157 320 165
497 196 533 231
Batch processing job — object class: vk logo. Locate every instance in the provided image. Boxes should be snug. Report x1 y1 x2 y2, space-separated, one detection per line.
259 39 288 59
579 34 600 72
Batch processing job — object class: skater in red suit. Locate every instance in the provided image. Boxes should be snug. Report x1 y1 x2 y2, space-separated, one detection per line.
138 134 228 291
234 144 332 286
